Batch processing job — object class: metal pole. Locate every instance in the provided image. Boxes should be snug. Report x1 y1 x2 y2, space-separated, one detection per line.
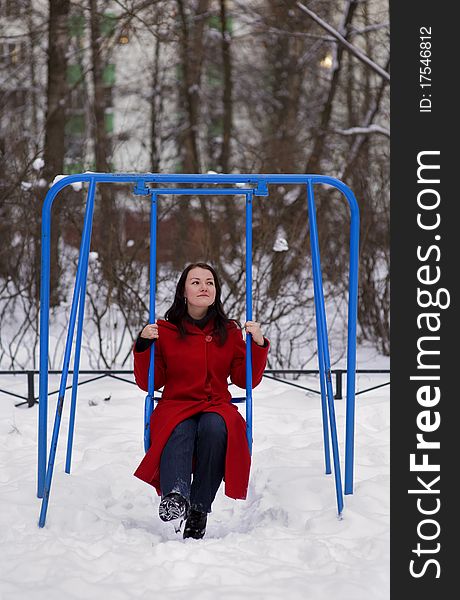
27 372 35 408
39 178 96 527
335 370 343 400
305 184 331 475
144 191 157 453
38 189 52 497
65 179 96 473
315 311 332 474
307 181 344 515
343 188 359 495
245 191 253 454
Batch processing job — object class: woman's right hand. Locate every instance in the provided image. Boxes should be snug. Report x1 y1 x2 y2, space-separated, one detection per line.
140 322 159 340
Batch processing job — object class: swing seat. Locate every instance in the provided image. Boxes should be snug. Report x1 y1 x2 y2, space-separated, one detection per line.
143 394 247 452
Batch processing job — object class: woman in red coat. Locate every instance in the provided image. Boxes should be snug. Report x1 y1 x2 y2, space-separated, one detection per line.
133 262 269 539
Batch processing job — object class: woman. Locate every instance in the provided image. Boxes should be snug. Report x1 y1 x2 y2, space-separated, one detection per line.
133 262 269 539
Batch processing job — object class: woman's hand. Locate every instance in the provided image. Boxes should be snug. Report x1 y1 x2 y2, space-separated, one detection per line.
140 322 159 340
245 321 265 346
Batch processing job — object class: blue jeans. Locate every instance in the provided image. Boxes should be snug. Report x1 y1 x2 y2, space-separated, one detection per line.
160 412 228 513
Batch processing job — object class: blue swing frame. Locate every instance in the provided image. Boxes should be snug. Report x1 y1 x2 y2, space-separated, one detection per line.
36 173 360 528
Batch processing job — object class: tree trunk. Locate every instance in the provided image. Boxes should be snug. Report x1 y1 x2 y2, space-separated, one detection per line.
304 0 357 174
89 0 118 285
40 0 71 306
150 35 162 173
219 0 232 173
176 0 210 172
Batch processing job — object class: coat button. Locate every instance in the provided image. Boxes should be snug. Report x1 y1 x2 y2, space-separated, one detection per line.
205 335 212 342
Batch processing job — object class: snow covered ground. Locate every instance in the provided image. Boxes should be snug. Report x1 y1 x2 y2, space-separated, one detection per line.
0 365 389 600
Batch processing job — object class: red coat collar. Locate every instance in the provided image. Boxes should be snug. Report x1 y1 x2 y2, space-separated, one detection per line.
157 317 215 335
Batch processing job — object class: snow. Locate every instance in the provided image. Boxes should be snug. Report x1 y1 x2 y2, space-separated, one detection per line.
52 174 68 185
49 175 83 191
32 158 45 171
272 237 289 252
0 366 389 599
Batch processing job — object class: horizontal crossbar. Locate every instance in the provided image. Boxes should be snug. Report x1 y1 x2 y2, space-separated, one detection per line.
148 188 254 195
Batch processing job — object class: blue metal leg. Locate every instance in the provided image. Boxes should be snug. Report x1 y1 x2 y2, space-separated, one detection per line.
344 189 360 495
38 182 96 527
65 180 96 473
38 199 52 498
316 320 332 475
245 191 253 454
144 192 157 453
307 181 344 515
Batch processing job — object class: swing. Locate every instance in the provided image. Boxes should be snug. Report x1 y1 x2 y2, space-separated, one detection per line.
36 173 359 528
140 184 256 455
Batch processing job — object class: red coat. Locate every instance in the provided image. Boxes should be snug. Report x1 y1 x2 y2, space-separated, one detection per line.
132 318 269 500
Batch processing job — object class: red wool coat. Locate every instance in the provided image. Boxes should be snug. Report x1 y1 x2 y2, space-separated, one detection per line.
132 318 269 500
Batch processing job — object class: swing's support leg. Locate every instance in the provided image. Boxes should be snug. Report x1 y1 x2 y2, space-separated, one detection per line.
307 181 344 516
316 324 332 475
65 180 96 473
245 191 253 454
38 195 52 499
344 189 359 495
38 180 96 527
144 192 158 453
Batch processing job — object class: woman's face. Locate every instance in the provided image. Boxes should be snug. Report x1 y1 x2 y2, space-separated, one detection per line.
184 267 217 311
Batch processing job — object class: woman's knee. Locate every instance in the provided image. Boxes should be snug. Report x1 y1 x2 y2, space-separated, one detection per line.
169 417 197 441
198 413 227 440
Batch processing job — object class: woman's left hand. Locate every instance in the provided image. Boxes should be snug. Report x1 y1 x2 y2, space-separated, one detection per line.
245 321 265 346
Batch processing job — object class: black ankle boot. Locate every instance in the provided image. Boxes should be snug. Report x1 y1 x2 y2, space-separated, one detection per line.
158 492 189 522
183 509 207 539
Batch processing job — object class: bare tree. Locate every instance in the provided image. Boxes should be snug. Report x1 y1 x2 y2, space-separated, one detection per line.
40 0 71 306
0 0 390 368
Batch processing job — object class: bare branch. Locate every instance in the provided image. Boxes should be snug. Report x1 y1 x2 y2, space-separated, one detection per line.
296 2 390 81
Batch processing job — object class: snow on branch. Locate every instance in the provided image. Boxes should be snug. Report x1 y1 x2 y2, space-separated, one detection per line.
296 2 390 82
334 124 390 138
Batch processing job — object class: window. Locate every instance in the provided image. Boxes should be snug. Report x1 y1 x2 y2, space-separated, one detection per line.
66 135 86 159
3 0 26 18
207 64 223 88
4 89 27 112
9 42 22 65
175 64 183 82
69 13 85 38
209 118 223 138
103 86 113 108
65 160 85 174
69 87 86 110
102 64 116 86
0 41 26 66
208 15 233 33
104 111 114 134
65 114 85 136
67 64 84 86
101 13 117 37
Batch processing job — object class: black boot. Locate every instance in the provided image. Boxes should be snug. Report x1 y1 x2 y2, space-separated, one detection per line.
158 492 189 522
183 509 207 539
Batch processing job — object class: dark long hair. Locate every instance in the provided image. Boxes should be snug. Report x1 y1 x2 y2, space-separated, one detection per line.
164 262 238 345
